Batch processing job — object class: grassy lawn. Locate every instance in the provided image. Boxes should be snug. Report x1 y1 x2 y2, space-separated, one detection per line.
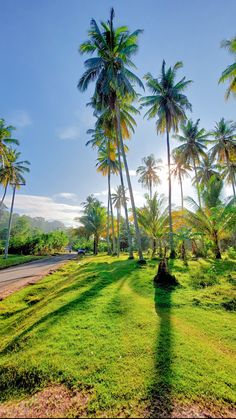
0 255 235 417
0 255 45 270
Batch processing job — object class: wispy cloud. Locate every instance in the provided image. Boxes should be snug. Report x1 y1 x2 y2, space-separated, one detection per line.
53 192 79 202
6 110 32 128
58 125 80 140
4 194 82 227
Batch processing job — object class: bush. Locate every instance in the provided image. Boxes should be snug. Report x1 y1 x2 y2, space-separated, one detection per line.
226 247 236 260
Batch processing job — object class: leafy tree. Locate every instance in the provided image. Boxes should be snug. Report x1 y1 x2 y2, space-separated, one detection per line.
0 119 19 168
79 196 107 255
137 193 168 257
174 119 208 208
209 118 236 197
78 8 145 262
141 60 192 257
219 36 236 99
185 177 236 259
136 154 162 199
193 154 220 187
0 149 30 210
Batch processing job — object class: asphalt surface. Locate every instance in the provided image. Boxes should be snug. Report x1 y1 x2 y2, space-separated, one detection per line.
0 253 77 297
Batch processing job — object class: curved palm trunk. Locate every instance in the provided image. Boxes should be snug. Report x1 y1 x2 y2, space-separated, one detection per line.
225 150 236 198
179 172 186 262
166 128 175 258
106 186 111 255
0 183 8 211
108 168 116 254
115 101 144 262
4 185 16 259
193 159 202 208
117 206 120 257
115 132 134 259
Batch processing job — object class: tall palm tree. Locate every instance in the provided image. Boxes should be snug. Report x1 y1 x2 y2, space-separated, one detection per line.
219 36 236 99
136 154 162 199
209 118 236 197
171 149 190 211
137 193 168 257
96 143 119 254
141 60 192 258
193 154 220 188
185 178 236 259
78 8 145 262
111 185 129 257
0 119 19 168
79 197 107 255
221 162 236 197
0 149 30 210
174 119 208 208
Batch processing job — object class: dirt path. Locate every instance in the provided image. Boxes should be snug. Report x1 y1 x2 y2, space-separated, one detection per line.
0 254 77 299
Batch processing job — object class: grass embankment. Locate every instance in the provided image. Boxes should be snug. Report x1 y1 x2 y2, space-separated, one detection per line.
0 255 45 270
0 255 235 417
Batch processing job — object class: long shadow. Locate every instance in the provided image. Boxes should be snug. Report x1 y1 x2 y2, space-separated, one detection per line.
150 284 174 418
1 259 135 354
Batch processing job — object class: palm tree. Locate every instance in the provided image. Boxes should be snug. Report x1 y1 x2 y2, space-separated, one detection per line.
3 150 30 258
185 177 236 259
78 8 145 262
136 154 162 199
111 185 129 257
137 193 168 257
171 149 190 211
193 154 220 188
174 119 208 208
0 119 19 168
96 143 119 254
0 149 30 210
209 118 236 197
79 197 106 255
141 60 192 258
221 162 236 197
219 36 236 99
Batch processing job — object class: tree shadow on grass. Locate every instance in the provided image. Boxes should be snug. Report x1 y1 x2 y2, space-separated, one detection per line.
149 285 175 418
1 259 135 355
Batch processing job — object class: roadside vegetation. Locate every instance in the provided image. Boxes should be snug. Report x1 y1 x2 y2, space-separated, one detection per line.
0 255 44 270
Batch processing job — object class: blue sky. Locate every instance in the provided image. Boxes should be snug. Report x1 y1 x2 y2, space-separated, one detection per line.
1 0 235 225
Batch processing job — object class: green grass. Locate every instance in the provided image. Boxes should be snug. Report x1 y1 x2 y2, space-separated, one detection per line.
0 255 235 417
0 255 46 270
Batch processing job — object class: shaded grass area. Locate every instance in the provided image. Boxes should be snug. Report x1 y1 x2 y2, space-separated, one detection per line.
0 255 235 417
0 255 45 270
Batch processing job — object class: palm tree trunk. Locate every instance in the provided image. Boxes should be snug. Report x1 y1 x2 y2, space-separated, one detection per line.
115 130 134 259
179 173 184 211
0 183 8 211
166 128 175 258
117 206 120 257
152 237 157 257
4 184 16 259
193 159 202 208
213 231 221 259
106 183 111 255
225 151 236 198
115 101 144 262
108 168 116 254
150 180 152 200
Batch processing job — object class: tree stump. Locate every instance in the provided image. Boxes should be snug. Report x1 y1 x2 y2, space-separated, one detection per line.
154 258 178 287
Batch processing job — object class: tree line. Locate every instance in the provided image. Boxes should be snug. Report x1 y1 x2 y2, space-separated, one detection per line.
76 8 236 262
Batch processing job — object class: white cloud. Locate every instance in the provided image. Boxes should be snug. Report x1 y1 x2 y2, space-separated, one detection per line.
7 110 32 128
53 192 79 202
58 126 80 140
4 194 82 227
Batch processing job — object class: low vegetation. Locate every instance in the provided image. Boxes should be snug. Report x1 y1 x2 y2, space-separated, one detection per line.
0 255 44 270
0 255 235 417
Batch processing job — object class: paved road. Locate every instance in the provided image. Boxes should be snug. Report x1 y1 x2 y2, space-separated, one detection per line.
0 254 77 298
